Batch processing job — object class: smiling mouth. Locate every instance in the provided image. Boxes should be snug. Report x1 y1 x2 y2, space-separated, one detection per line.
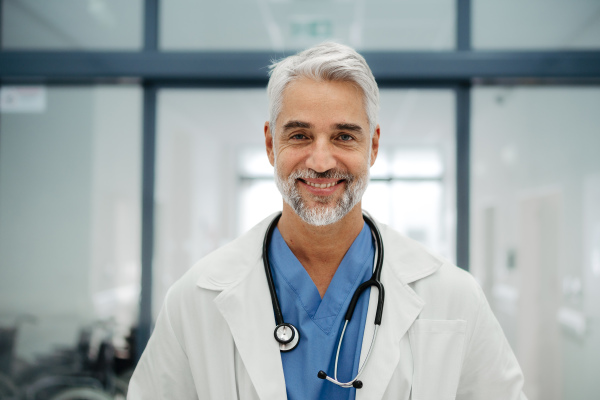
298 179 345 189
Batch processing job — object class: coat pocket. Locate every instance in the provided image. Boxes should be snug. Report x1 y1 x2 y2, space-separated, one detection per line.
408 319 467 400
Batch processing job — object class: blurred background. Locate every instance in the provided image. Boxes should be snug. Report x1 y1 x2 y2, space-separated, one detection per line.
0 0 599 399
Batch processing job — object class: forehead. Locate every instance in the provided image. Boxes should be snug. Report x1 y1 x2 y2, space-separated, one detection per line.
278 78 368 127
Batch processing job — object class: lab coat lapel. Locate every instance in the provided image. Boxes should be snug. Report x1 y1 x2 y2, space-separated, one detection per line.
200 215 440 400
213 255 287 399
356 223 441 400
355 261 424 400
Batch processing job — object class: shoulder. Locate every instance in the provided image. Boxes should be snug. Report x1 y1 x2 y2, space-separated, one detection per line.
413 261 483 319
155 214 277 345
164 213 276 302
378 221 483 319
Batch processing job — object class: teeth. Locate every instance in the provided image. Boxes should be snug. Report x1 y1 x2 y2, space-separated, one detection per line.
305 181 337 188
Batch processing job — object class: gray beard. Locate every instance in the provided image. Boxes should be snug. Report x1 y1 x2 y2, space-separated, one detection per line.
274 165 369 226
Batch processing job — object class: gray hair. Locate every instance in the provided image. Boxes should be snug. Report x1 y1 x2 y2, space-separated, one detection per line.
267 42 379 137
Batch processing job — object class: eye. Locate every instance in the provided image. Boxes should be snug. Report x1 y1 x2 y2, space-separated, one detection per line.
291 133 307 140
339 134 354 141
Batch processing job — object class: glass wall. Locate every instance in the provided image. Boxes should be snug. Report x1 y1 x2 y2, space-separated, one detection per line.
0 85 142 396
160 0 456 51
471 86 600 399
473 0 600 50
1 0 143 50
2 1 600 398
153 88 455 319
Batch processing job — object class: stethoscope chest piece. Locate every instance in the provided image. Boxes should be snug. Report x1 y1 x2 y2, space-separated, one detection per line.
275 323 300 352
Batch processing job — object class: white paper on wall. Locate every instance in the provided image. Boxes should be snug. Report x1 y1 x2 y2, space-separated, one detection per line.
0 86 47 113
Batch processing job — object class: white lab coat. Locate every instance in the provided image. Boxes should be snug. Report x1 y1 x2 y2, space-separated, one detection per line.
129 215 527 400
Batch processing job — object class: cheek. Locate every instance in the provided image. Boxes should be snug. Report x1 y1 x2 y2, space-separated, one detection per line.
346 152 371 170
274 153 295 178
275 148 305 168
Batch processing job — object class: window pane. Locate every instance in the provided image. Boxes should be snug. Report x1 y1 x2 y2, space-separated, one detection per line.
473 0 600 50
238 179 282 234
154 88 455 321
471 87 600 398
2 0 143 50
375 90 456 261
391 147 444 178
362 181 392 227
391 181 444 250
154 89 270 319
238 146 274 177
0 86 142 367
161 0 455 51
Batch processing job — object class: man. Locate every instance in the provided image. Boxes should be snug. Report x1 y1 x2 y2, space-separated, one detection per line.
129 43 527 399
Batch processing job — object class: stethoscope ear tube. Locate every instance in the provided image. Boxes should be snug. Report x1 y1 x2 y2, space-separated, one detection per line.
363 214 384 281
374 282 385 325
344 214 385 325
343 279 385 324
344 279 376 321
263 212 284 326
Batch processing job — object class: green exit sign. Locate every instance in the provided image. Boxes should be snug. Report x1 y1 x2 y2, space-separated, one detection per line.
291 19 333 39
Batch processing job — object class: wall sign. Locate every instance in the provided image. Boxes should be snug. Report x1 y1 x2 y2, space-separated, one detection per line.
0 86 47 113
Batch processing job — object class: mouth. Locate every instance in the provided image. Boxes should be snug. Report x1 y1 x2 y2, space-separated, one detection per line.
298 178 345 189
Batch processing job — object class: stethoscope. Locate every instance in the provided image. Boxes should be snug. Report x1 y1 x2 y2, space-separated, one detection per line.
262 212 385 389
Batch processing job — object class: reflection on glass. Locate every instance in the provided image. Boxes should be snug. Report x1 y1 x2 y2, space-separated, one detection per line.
0 85 141 397
1 0 143 50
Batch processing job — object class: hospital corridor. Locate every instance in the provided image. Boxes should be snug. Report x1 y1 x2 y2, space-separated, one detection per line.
1 0 600 399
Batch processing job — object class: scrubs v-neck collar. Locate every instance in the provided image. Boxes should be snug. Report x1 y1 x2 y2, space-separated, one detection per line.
268 222 374 335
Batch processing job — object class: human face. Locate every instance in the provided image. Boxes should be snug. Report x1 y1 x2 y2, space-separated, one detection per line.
265 78 380 226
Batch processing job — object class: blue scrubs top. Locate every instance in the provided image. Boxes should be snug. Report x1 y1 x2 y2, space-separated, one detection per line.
268 223 374 400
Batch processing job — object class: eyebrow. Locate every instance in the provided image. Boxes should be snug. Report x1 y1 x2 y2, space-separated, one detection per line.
282 121 363 133
282 120 313 131
335 123 363 133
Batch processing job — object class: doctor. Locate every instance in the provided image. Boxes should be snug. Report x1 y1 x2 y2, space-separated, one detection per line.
128 42 527 400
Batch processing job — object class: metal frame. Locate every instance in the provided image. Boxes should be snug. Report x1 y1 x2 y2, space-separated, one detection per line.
138 82 157 361
455 84 471 270
137 0 159 361
2 51 600 82
2 0 600 359
455 0 472 271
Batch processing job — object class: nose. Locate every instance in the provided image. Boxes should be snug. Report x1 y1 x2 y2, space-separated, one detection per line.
305 138 336 173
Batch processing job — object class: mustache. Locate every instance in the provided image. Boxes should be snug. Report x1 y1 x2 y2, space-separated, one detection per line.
288 169 354 181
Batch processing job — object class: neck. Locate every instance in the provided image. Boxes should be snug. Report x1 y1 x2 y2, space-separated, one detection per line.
277 203 365 297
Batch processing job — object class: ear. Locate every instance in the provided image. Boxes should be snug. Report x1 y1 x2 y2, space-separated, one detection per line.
265 121 275 167
370 124 380 167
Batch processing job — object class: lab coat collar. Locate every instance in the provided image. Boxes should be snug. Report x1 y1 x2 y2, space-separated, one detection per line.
195 213 443 400
197 215 287 400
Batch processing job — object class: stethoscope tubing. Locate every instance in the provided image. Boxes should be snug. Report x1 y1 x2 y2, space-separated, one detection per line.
263 211 385 388
262 213 285 326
